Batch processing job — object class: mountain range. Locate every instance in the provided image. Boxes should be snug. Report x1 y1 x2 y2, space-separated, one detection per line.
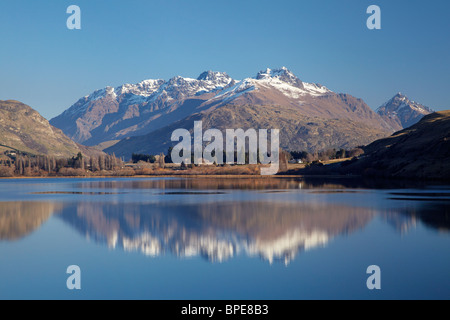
0 68 436 160
49 67 434 158
50 70 236 146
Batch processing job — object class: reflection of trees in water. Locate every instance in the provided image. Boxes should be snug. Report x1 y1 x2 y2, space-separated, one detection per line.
77 178 347 191
56 201 376 264
77 177 445 191
0 202 63 240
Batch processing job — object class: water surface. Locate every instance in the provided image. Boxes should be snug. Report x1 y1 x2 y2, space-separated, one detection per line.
0 177 449 299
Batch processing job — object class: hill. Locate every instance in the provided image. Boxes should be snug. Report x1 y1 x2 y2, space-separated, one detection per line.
359 110 450 179
300 111 450 180
0 100 103 158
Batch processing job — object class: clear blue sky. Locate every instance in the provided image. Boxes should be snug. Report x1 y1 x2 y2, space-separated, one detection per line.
0 0 449 119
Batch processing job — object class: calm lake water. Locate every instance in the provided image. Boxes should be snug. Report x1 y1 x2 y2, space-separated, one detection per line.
0 177 449 300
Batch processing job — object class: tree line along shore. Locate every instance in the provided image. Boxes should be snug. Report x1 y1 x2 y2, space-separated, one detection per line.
0 147 363 178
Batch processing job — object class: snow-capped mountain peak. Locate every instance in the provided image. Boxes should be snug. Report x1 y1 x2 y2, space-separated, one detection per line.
197 70 231 82
160 72 233 98
256 66 291 78
116 79 164 97
379 93 434 115
256 66 303 88
377 93 435 130
209 67 332 103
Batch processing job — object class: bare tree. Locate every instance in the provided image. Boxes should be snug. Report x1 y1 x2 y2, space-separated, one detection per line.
158 153 165 168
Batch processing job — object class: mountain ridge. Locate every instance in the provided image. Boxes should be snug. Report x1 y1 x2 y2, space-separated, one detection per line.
50 70 236 145
51 67 395 150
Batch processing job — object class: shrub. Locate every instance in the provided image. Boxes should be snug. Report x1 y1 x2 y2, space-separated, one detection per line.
58 168 87 176
112 169 136 176
135 168 154 175
0 166 14 177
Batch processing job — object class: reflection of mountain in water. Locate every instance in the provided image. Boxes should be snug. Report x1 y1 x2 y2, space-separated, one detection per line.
57 201 376 264
384 202 450 233
411 202 450 232
2 178 448 263
0 202 63 240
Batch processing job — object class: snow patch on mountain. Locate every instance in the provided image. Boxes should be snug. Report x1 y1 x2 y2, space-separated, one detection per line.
211 67 331 102
302 82 331 96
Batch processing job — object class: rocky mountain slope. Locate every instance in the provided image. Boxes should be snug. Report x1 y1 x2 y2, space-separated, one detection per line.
106 102 392 158
0 100 103 158
51 68 394 155
376 93 434 131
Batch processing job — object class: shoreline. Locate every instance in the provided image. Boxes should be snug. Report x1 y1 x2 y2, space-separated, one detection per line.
0 174 360 180
0 174 300 180
2 174 449 183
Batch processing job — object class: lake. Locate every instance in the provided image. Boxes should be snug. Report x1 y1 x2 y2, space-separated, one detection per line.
0 177 449 300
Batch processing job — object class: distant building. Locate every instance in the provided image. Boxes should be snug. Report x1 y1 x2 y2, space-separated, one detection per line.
4 151 17 159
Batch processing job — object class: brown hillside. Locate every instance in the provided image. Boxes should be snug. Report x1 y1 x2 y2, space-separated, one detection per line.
343 111 450 179
0 100 104 158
